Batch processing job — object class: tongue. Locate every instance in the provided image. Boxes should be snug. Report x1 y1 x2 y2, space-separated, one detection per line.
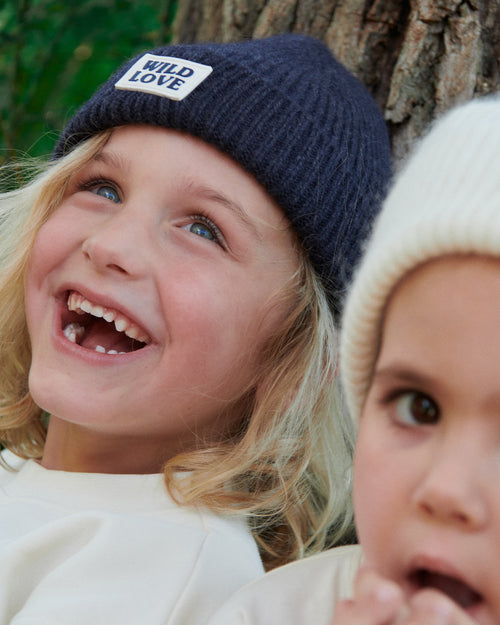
80 318 137 353
419 571 481 608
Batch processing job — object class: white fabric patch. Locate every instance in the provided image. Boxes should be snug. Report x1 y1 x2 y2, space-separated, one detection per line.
115 53 213 101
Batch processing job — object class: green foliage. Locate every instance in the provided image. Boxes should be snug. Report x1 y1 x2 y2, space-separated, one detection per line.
0 0 177 164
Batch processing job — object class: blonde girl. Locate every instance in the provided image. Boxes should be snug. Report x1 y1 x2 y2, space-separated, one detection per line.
0 34 390 625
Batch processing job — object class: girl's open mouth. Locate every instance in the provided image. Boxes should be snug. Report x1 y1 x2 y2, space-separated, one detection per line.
408 568 482 609
61 291 151 355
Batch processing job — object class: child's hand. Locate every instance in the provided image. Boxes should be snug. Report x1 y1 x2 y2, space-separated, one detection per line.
333 567 477 625
333 567 407 625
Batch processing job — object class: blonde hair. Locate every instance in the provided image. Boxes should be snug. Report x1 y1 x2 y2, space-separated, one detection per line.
0 131 355 570
0 132 112 455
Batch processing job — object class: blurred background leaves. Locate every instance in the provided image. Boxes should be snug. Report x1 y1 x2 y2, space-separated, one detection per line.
0 0 177 164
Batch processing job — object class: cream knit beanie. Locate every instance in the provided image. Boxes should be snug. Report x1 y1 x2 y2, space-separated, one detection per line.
340 95 500 423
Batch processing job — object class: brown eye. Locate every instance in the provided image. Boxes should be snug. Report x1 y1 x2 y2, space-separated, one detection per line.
396 392 439 425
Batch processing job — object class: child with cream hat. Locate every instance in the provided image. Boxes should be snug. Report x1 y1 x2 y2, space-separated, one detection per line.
208 95 500 625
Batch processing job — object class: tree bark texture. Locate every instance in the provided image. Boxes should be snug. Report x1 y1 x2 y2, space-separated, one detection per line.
172 0 499 161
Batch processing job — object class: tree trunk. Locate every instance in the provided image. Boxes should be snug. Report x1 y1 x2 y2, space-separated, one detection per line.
172 0 499 161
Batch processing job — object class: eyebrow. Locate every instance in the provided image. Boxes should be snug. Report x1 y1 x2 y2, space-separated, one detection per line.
91 150 131 174
184 180 263 242
371 364 437 389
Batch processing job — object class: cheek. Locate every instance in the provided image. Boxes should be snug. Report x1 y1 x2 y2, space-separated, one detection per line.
27 216 71 277
161 265 289 354
353 444 376 530
24 232 50 324
352 428 394 558
25 215 78 327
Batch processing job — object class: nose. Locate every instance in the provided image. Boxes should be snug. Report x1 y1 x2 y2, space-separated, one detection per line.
412 439 488 531
82 209 149 277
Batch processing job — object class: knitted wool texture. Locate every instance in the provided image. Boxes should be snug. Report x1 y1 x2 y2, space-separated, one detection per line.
341 95 500 423
53 34 391 316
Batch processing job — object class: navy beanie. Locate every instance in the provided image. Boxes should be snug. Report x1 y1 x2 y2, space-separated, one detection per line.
54 34 391 316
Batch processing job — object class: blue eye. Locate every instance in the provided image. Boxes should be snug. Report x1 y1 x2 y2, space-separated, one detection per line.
93 185 121 203
396 391 439 426
186 221 217 241
182 216 223 246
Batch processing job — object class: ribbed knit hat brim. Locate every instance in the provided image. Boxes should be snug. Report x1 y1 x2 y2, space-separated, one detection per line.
340 95 500 421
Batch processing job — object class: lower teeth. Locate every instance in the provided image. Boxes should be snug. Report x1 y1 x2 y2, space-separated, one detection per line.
95 345 126 355
62 323 126 355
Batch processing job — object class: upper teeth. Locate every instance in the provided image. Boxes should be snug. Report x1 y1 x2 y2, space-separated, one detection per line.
66 291 151 347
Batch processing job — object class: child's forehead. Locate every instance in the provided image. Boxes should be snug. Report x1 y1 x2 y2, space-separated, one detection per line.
380 254 500 335
387 254 500 307
376 254 500 375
